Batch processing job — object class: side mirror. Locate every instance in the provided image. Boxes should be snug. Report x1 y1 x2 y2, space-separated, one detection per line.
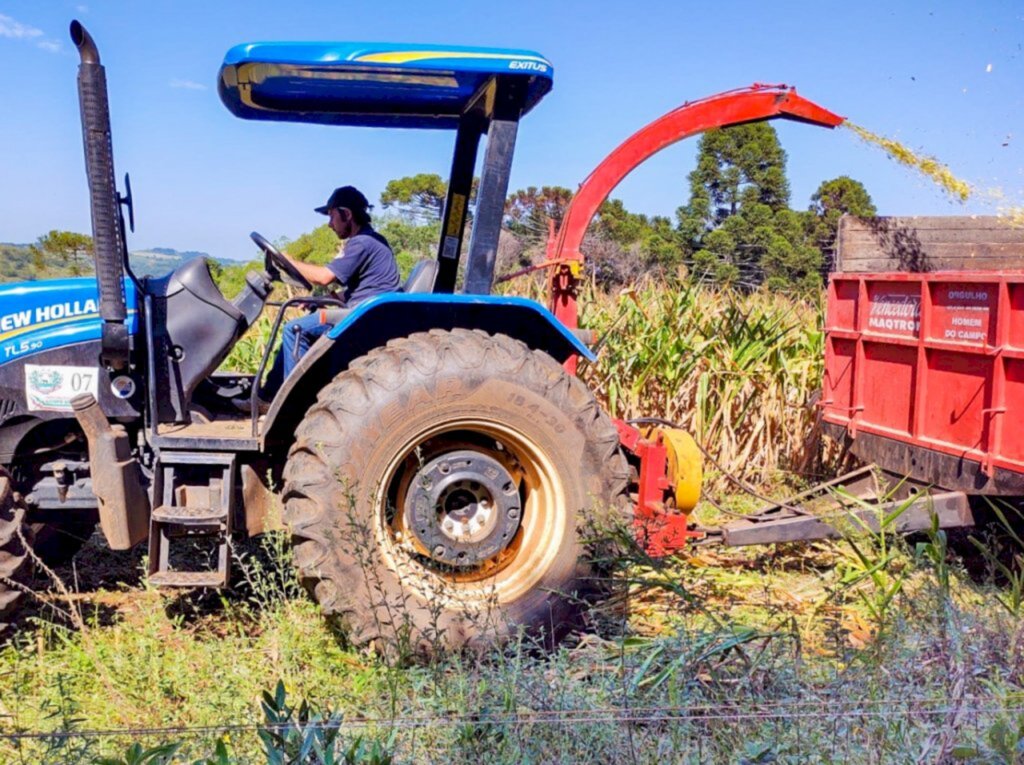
119 172 135 232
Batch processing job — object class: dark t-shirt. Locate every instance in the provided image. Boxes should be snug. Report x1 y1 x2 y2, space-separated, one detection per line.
325 226 399 305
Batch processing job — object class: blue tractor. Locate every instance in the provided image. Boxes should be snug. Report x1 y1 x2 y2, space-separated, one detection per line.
0 22 628 651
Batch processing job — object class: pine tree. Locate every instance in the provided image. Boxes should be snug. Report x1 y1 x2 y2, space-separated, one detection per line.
808 176 877 270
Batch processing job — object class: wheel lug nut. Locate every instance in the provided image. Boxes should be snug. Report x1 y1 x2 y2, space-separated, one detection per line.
508 507 520 520
432 545 446 558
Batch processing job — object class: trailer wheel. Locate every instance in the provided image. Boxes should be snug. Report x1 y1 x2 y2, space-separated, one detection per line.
283 329 629 653
0 471 31 632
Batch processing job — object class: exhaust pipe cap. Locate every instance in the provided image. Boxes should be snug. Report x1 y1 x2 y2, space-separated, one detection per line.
70 20 100 65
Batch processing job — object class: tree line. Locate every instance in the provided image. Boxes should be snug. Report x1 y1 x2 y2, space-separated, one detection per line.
15 123 874 295
376 122 875 293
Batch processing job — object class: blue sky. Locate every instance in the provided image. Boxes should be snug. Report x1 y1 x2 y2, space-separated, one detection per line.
0 0 1021 261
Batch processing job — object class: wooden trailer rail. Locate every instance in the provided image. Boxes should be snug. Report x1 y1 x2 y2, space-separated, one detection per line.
836 216 1024 273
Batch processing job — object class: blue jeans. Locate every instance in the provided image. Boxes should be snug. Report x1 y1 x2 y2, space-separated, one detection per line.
260 311 332 400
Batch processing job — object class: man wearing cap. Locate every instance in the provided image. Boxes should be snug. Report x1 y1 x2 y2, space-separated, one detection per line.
252 185 399 408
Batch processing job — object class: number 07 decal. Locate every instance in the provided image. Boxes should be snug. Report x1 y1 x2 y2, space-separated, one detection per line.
25 364 100 412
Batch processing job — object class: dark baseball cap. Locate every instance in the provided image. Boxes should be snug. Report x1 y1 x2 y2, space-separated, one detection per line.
314 185 371 215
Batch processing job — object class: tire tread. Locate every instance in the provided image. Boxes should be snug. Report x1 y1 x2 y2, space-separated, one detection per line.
283 329 629 650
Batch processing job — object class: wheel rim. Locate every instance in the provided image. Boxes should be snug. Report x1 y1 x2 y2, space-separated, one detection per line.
374 418 569 605
403 449 522 567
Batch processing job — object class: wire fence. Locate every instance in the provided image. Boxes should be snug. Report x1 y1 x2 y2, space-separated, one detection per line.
3 698 1021 764
3 697 1021 736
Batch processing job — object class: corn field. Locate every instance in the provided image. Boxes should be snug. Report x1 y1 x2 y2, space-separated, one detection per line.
579 281 824 486
223 280 825 488
223 314 278 374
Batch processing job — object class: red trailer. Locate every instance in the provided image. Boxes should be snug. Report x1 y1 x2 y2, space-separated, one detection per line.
708 216 1024 549
822 215 1024 495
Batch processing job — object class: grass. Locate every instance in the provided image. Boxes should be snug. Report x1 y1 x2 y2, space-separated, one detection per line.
3 507 1024 762
3 280 1023 761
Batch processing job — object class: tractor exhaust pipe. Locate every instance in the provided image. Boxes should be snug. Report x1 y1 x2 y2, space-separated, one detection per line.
71 20 130 370
72 393 150 549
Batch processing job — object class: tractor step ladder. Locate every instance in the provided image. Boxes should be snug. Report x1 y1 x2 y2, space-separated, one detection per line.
148 451 236 588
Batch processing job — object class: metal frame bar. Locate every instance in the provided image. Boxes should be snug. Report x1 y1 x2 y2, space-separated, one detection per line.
251 296 343 436
463 118 517 294
463 78 526 295
719 489 972 546
144 293 159 441
434 115 484 293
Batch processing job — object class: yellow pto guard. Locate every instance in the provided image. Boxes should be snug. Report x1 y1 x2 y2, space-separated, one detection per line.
656 427 703 512
629 423 705 556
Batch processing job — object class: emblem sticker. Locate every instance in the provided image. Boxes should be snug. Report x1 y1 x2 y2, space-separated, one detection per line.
25 364 100 412
110 375 136 399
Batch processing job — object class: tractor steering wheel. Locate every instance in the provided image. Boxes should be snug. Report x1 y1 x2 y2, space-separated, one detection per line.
250 231 313 291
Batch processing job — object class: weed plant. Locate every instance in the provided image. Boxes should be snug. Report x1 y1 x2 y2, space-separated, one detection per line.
3 499 1024 763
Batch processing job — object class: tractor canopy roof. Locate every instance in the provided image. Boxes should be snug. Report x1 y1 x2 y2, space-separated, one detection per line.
218 41 553 129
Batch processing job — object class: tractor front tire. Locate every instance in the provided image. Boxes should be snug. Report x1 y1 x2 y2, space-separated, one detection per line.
283 329 629 653
0 471 31 632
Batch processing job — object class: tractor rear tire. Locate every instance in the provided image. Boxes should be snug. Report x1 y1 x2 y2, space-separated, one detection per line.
0 471 32 632
283 329 629 654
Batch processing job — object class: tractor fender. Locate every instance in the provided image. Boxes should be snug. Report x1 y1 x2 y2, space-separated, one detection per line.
260 293 594 445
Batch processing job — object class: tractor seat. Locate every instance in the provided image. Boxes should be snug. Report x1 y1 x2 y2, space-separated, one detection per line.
145 257 244 324
399 259 438 294
319 260 439 325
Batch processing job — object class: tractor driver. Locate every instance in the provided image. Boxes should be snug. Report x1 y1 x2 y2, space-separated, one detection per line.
245 185 399 410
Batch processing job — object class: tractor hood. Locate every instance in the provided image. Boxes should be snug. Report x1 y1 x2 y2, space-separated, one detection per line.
0 277 139 367
218 41 553 129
